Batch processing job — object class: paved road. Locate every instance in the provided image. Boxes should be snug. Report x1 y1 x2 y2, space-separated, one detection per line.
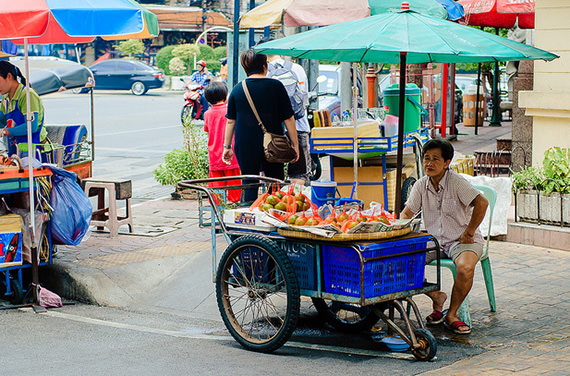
42 89 185 202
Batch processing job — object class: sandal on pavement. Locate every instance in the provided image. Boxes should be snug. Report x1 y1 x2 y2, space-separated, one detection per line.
444 320 471 335
426 309 448 325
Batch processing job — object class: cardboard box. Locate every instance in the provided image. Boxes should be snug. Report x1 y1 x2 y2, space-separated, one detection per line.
222 208 276 232
333 165 384 208
0 214 23 269
311 119 380 150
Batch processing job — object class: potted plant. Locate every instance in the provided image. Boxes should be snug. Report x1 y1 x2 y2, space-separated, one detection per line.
512 147 570 225
154 118 209 199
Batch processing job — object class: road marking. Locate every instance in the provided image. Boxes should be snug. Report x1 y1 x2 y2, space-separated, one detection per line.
37 310 415 359
97 125 181 137
94 147 173 154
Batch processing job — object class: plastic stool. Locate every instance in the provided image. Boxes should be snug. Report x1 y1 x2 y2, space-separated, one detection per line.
82 178 134 238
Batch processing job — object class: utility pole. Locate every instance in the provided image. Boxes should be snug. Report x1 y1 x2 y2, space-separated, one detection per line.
201 0 208 32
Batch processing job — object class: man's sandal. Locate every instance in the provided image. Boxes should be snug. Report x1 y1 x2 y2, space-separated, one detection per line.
425 309 448 325
444 320 471 335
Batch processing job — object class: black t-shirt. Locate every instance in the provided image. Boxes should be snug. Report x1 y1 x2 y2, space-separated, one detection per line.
227 77 293 170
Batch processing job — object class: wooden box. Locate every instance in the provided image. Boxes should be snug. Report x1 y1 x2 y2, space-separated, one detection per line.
311 120 380 151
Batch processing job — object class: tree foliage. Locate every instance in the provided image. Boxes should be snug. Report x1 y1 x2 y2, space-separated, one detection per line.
156 45 176 75
116 39 144 58
172 44 201 74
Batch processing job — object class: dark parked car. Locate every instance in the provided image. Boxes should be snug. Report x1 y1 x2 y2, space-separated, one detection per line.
88 59 164 95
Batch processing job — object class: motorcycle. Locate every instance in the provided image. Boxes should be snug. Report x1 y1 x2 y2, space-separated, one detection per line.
180 82 204 124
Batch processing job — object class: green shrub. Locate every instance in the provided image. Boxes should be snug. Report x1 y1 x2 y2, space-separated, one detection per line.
154 118 209 187
511 147 570 194
156 45 176 75
205 60 221 71
213 46 227 60
198 45 215 60
542 147 570 194
511 166 543 192
169 57 187 76
172 44 201 74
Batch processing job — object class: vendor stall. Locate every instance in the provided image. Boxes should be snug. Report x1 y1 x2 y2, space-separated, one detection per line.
0 161 55 304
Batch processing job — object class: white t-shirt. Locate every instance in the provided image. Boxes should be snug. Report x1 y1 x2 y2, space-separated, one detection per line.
268 58 310 133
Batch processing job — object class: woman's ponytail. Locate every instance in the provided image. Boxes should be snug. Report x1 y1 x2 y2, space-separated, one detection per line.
15 66 27 87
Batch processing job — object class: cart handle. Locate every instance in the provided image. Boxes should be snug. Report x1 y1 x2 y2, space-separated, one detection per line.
178 175 286 236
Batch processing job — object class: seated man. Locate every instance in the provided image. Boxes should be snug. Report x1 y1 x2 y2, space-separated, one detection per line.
401 139 488 335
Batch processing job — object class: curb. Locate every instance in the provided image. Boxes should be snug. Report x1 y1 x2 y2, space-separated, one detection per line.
42 251 203 307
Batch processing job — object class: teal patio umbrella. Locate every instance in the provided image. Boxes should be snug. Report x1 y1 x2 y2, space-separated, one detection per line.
254 4 557 215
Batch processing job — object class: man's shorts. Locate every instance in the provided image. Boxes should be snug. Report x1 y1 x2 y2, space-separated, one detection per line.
425 242 484 264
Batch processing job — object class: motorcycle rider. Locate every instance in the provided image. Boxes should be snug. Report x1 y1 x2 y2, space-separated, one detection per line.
189 60 213 118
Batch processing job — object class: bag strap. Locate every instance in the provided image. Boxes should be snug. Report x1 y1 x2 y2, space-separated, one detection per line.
242 80 268 133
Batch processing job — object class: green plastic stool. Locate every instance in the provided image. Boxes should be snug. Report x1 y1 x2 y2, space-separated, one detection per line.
428 184 497 328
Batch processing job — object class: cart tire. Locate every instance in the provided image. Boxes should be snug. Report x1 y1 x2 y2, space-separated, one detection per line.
312 298 379 332
401 177 417 211
216 234 300 353
0 275 24 305
411 328 437 361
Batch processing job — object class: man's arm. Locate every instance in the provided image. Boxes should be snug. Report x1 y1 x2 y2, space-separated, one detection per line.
459 194 489 244
400 206 414 219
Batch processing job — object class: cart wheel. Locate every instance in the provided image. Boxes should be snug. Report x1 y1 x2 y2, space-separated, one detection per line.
216 234 300 353
312 298 379 332
0 275 24 305
411 328 437 361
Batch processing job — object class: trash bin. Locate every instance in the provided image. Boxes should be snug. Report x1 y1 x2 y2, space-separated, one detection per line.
462 84 485 127
383 83 424 133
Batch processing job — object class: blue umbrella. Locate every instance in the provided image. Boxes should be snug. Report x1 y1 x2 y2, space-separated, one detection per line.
435 0 465 20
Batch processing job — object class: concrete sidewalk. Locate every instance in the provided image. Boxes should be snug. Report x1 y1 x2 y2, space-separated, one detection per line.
41 120 570 374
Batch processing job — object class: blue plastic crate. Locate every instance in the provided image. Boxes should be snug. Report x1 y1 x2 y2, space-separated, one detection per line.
322 236 429 298
279 241 316 290
233 247 271 283
232 242 317 290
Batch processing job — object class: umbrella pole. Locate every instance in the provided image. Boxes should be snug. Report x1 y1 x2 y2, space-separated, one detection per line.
475 63 481 135
395 52 407 218
24 39 40 306
352 63 358 200
90 88 95 161
489 28 502 127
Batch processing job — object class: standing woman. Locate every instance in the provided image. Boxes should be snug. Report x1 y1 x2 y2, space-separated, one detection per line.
222 49 299 202
0 61 49 159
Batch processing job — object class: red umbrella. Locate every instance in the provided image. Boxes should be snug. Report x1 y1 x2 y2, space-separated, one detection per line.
459 0 535 29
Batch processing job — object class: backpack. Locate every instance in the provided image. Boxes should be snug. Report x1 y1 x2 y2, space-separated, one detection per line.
267 60 309 120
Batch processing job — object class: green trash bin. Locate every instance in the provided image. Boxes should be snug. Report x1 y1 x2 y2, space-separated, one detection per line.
383 83 424 133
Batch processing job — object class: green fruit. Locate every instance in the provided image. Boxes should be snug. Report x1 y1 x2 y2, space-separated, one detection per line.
266 195 279 206
295 217 308 226
275 191 284 199
261 203 273 212
295 193 305 202
296 200 304 212
306 217 318 226
274 202 287 211
303 202 310 211
288 215 298 225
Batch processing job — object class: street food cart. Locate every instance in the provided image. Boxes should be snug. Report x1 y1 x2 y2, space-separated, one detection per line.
0 162 55 304
179 176 442 360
